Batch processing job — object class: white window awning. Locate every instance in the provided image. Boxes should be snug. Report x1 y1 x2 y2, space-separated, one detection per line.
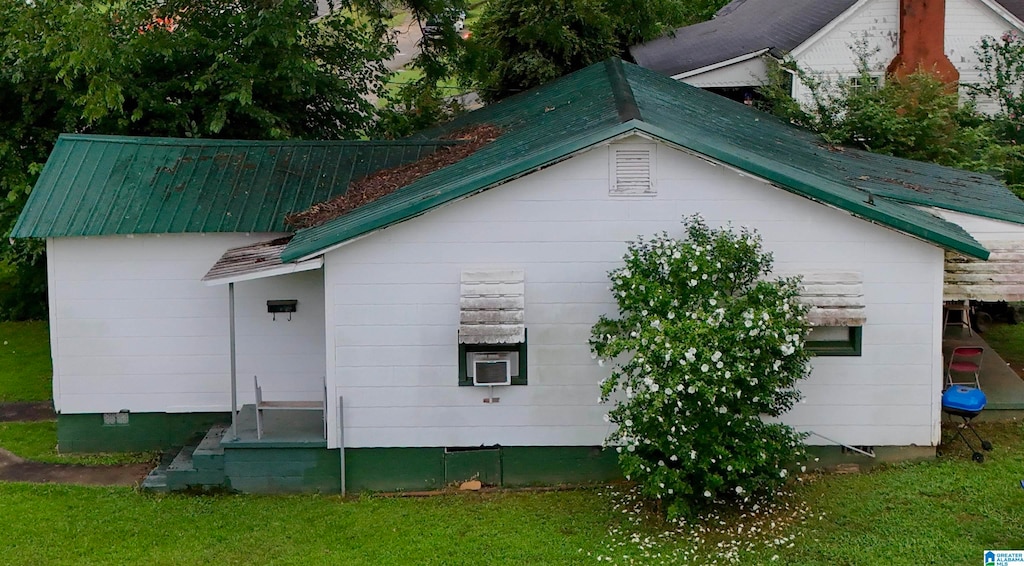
202 237 323 286
945 242 1024 302
459 269 525 344
797 272 866 327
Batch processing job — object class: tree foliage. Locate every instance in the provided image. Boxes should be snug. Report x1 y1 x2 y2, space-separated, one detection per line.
757 45 1024 194
590 216 810 519
464 0 715 102
0 0 395 319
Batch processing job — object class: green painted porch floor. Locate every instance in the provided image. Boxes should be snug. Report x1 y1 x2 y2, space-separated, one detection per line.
944 327 1024 414
221 404 326 448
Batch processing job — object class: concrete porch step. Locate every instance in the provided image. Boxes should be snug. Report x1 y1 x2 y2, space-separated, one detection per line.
192 424 228 469
165 444 227 491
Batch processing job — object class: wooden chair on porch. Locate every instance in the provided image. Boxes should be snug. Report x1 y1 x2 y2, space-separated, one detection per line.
253 375 327 439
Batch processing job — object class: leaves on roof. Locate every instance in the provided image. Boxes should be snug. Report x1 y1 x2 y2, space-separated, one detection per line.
284 124 503 230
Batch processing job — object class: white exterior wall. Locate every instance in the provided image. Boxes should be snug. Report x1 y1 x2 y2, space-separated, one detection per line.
929 207 1024 241
48 233 326 414
681 57 768 89
791 0 900 105
780 0 1016 112
325 138 945 450
948 0 1021 114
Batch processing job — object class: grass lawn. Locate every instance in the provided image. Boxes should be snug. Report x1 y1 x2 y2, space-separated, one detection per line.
0 421 157 466
1 421 1023 564
981 322 1024 370
0 320 51 402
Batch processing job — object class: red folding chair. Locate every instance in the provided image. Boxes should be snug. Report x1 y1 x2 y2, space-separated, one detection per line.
946 347 983 389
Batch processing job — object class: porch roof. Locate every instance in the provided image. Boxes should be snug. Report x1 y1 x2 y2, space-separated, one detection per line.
945 242 1024 302
202 237 322 286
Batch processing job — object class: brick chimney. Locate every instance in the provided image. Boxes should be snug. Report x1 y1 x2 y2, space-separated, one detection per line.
886 0 959 84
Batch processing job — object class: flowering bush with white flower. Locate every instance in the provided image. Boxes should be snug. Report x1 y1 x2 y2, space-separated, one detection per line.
590 215 811 519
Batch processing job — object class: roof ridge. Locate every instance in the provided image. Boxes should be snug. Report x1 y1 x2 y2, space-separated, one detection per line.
55 134 457 148
605 58 641 122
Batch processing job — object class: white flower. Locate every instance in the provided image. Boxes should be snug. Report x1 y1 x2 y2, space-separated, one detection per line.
780 469 788 478
690 450 697 460
700 364 709 372
735 486 745 495
689 279 698 286
650 383 659 392
711 351 722 362
704 490 712 498
687 385 696 394
667 312 675 319
597 359 605 367
624 419 633 427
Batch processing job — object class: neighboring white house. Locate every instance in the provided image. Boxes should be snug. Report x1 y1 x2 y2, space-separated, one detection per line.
15 59 1024 492
631 0 1024 113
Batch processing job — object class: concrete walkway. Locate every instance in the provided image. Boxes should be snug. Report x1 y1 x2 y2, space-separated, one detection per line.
943 327 1024 415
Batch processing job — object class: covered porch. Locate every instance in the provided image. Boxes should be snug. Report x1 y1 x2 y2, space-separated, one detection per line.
943 326 1024 419
944 242 1024 418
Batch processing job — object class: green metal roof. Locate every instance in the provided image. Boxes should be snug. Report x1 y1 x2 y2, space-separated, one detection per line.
12 135 452 237
282 59 1018 261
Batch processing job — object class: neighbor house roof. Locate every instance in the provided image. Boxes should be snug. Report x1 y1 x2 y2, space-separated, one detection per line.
12 137 453 238
280 59 1024 262
629 0 1024 78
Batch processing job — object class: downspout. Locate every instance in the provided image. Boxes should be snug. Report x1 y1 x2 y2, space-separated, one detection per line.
229 282 239 440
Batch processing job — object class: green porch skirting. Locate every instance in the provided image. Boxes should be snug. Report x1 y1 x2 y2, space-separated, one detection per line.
344 445 621 492
57 412 229 453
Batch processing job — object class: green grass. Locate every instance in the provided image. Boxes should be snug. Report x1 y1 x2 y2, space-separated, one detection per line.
981 322 1024 368
1 422 1023 564
0 487 614 565
777 421 1024 564
0 421 158 466
0 320 51 402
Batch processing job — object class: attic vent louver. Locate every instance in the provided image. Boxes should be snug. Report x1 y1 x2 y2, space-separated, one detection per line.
610 145 655 196
459 269 525 345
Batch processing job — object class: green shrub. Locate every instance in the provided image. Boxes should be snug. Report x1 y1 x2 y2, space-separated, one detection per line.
590 216 811 519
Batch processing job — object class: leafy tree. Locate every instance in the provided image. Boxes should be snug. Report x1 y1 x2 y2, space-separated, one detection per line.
0 0 395 319
590 216 810 519
757 45 1024 192
464 0 705 102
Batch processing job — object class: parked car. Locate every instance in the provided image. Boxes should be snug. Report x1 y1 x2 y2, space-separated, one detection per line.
422 9 465 36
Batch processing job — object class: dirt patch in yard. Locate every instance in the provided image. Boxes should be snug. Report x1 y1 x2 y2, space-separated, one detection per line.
0 448 150 487
0 402 55 422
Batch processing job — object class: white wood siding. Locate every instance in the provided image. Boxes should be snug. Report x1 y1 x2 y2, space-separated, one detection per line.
948 0 1021 114
49 234 326 413
792 0 899 105
325 138 944 449
681 57 769 89
785 0 1019 112
929 207 1024 241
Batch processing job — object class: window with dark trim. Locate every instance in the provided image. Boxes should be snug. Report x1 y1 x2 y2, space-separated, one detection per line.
458 330 528 386
806 326 862 357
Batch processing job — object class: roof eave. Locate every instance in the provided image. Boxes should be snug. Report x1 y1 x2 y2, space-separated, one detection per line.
280 122 643 263
629 122 992 260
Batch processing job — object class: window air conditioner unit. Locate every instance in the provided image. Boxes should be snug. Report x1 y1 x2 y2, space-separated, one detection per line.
470 352 513 386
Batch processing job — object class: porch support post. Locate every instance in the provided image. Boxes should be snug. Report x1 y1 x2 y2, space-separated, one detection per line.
229 282 239 440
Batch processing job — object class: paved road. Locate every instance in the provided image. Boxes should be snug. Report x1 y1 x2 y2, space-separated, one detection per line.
388 16 424 71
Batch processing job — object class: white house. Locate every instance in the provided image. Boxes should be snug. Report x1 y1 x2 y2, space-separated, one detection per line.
14 59 1024 493
630 0 1024 112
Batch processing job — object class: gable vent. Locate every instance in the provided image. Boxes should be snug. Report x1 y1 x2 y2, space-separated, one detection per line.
610 146 655 196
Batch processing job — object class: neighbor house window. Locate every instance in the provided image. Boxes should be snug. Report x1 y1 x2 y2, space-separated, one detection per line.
458 269 527 386
806 326 863 356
